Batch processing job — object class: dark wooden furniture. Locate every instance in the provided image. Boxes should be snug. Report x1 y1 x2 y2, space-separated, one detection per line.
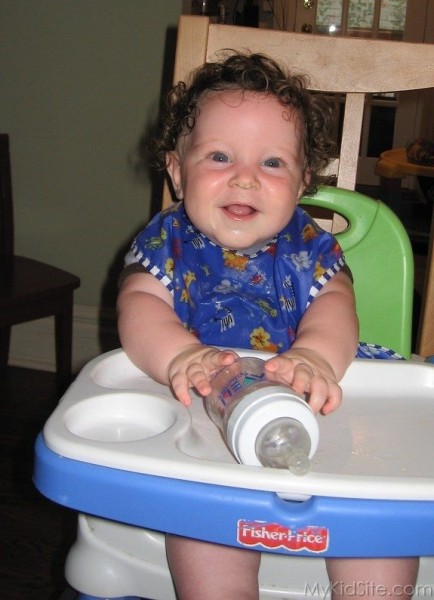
0 133 80 389
376 148 434 357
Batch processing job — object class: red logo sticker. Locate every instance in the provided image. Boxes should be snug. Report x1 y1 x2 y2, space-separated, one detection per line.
237 520 329 553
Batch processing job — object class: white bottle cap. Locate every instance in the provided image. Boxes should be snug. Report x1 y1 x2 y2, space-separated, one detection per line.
226 385 319 466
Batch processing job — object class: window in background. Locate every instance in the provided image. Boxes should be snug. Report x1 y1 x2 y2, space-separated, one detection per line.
315 0 406 39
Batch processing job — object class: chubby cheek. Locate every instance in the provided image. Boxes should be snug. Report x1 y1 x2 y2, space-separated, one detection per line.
191 206 221 241
268 184 301 224
182 175 223 220
182 193 217 237
282 198 299 223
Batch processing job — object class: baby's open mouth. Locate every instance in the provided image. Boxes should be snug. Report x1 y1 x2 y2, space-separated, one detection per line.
224 204 256 217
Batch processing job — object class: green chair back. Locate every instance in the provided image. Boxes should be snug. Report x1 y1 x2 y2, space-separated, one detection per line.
301 186 413 358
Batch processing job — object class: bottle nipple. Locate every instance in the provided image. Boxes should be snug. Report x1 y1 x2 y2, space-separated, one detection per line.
255 417 312 476
285 452 311 476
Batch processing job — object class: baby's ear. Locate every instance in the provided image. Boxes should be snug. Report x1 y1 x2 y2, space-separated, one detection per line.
166 151 184 199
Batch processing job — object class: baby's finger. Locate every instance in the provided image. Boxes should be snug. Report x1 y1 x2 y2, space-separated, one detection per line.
305 375 329 414
264 355 293 376
204 349 238 369
290 362 315 395
320 382 342 415
263 357 297 387
189 351 237 395
170 371 193 407
307 376 342 415
187 365 213 397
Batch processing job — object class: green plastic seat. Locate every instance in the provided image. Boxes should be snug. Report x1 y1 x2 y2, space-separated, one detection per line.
301 186 414 358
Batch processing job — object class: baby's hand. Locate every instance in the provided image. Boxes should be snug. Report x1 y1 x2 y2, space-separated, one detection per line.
167 345 237 406
264 349 342 415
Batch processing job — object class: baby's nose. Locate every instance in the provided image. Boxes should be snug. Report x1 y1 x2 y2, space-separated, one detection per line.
229 166 260 190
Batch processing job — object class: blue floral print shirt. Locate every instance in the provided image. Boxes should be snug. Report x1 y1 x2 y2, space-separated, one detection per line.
125 202 346 353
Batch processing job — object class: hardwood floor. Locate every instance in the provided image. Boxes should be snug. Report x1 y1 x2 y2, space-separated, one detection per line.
0 367 77 600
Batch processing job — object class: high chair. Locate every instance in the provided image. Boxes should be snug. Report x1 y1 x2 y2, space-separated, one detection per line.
34 16 434 600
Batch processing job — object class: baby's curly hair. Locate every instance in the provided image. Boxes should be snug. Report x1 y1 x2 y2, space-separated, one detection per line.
148 52 336 194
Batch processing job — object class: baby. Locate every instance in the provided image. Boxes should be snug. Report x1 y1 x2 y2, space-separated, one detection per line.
118 52 418 600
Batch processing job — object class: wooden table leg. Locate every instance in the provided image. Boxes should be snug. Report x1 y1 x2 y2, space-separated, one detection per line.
416 206 434 357
379 176 403 217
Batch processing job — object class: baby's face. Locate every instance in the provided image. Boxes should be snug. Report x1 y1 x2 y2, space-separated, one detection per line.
166 90 307 250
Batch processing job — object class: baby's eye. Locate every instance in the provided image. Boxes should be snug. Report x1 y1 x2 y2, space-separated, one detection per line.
263 157 284 168
210 151 230 163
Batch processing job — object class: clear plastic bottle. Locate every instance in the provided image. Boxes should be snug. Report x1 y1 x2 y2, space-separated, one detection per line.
205 357 319 475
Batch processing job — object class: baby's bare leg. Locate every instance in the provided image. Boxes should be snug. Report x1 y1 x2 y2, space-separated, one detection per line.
166 534 261 600
326 558 419 600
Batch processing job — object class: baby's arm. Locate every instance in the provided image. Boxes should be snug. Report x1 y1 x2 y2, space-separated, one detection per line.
117 272 236 405
264 271 358 415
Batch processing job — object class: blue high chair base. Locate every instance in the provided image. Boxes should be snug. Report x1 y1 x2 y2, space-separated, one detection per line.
33 347 434 599
34 433 434 559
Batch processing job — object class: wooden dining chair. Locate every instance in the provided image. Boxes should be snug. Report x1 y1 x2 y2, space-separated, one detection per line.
0 134 80 389
163 15 434 357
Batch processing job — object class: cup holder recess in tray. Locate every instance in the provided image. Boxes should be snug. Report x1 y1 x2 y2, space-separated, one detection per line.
64 392 178 443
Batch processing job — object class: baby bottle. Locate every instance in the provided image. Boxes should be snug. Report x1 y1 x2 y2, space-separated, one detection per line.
205 357 319 475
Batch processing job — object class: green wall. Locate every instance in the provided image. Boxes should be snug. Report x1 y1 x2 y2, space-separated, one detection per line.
0 0 182 308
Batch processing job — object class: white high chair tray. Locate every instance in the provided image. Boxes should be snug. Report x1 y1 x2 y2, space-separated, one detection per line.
42 348 434 502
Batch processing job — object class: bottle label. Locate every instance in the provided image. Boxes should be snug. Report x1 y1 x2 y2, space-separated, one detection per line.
237 520 329 553
218 371 264 406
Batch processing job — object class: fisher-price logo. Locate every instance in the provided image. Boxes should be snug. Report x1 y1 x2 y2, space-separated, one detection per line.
237 520 329 553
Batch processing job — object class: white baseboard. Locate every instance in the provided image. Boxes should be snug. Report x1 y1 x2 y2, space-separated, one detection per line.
9 304 120 374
